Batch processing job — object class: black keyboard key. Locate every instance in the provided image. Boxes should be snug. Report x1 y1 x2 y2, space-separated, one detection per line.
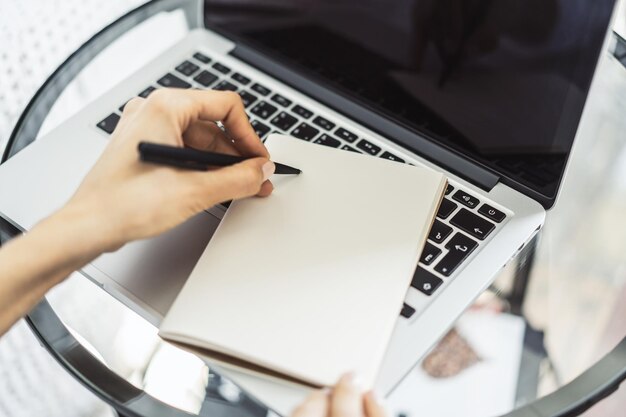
445 232 478 252
452 190 480 209
238 91 258 108
193 70 219 87
291 122 319 141
335 127 358 143
251 120 271 138
411 268 443 296
342 145 360 152
96 113 120 135
138 86 156 98
250 101 278 119
175 60 199 76
193 52 211 63
157 73 191 89
445 184 454 195
119 100 129 112
312 115 335 131
356 139 381 156
231 72 250 85
251 83 271 96
270 94 292 107
400 303 416 318
420 242 442 266
213 80 238 91
380 151 405 163
313 134 341 148
212 62 230 74
428 220 453 243
434 233 478 276
437 199 458 219
478 204 506 223
450 208 495 240
292 105 313 119
270 111 298 131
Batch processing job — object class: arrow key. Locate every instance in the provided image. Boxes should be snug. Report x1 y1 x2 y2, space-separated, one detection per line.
434 233 478 276
445 232 478 253
450 208 495 240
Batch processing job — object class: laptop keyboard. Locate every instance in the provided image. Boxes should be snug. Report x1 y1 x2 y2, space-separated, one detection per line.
96 51 508 320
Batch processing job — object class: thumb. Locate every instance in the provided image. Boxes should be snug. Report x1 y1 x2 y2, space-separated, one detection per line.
291 390 329 417
200 157 275 205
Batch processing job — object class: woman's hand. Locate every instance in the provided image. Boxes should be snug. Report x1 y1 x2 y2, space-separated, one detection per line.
65 88 275 253
292 374 387 417
0 88 275 336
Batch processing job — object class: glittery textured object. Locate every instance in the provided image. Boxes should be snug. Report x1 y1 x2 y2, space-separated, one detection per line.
422 328 481 378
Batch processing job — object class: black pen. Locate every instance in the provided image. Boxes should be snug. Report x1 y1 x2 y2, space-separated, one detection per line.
137 142 301 175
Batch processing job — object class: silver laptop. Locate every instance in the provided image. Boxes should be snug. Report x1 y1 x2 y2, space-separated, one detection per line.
0 0 618 409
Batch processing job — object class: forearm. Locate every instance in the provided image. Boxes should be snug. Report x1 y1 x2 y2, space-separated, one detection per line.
0 202 108 336
0 89 272 337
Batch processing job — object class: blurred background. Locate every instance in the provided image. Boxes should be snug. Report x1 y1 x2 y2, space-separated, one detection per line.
0 1 625 416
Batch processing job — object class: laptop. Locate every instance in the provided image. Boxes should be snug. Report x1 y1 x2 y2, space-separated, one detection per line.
0 0 618 410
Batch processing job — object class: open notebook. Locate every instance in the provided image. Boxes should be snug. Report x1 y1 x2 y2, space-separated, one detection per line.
159 134 446 388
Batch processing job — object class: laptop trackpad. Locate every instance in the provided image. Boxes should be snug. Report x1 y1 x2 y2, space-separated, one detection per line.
91 211 221 319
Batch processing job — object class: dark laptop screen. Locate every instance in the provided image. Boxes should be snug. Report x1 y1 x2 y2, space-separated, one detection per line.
204 0 616 204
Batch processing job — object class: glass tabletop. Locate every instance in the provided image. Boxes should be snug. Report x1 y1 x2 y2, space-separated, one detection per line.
2 1 625 416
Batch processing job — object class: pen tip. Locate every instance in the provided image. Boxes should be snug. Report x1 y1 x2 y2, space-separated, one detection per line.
274 162 301 175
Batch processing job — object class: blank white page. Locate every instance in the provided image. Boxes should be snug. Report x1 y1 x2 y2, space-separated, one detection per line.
160 134 446 387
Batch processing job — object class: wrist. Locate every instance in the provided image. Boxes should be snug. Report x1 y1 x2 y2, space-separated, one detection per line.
45 199 119 267
0 200 117 291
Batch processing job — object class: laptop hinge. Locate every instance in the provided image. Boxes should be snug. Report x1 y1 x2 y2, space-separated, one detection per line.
231 45 500 192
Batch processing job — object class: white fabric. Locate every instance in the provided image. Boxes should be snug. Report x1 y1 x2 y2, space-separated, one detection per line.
0 1 144 416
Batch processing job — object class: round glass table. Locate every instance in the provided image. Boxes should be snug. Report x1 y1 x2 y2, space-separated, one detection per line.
1 1 625 416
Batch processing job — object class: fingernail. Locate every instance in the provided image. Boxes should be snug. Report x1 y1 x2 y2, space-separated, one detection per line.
368 390 385 408
343 372 363 390
262 161 275 181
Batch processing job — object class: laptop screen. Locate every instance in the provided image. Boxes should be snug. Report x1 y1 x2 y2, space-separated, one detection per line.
204 0 616 204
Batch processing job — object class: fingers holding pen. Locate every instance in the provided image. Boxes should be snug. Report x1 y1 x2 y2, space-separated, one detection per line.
182 119 274 197
110 89 276 210
113 89 269 163
182 119 237 154
190 156 275 206
144 89 268 158
201 90 268 158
